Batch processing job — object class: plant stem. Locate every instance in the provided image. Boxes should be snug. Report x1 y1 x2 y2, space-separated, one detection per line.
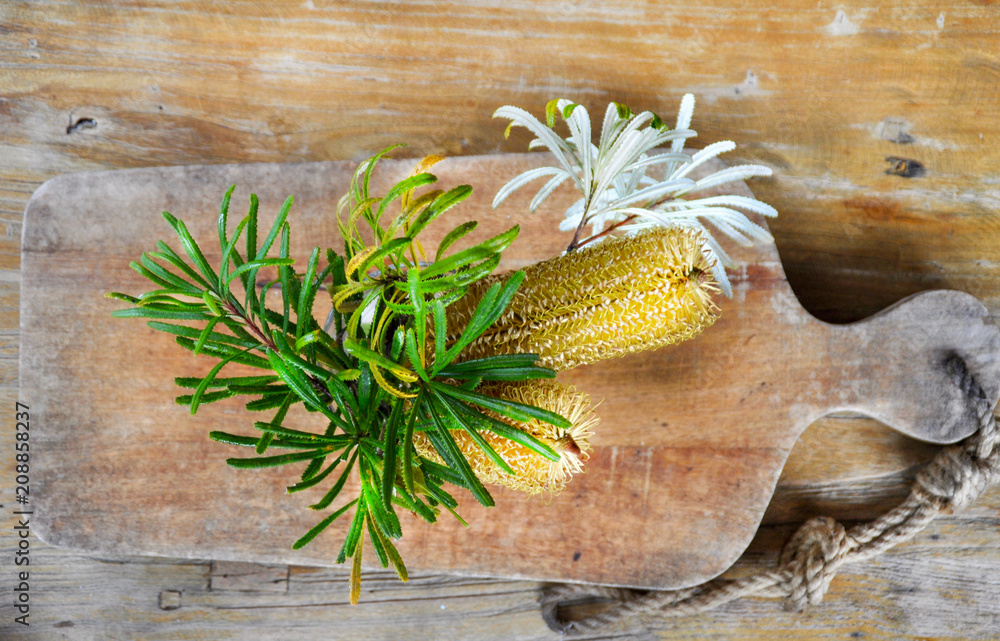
566 221 586 252
223 300 279 353
565 181 596 252
568 215 638 252
223 299 332 403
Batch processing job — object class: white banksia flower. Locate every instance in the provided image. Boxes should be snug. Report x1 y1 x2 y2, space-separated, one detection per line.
493 94 777 297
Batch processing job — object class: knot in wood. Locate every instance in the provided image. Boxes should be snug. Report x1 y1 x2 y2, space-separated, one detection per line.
946 355 989 404
779 516 850 610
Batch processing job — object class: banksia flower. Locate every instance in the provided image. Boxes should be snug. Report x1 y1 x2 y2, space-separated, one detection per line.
446 227 719 371
493 96 777 297
414 380 597 495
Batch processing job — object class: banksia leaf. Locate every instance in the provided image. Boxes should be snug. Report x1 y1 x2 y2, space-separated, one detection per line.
447 227 719 370
414 380 596 495
493 96 777 296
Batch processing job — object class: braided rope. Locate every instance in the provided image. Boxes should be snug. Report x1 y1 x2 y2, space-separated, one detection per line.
540 356 1000 634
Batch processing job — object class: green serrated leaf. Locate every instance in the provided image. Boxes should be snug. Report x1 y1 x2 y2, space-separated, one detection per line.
424 393 494 508
431 299 447 376
254 421 351 445
296 247 320 340
366 512 389 567
420 225 517 279
362 465 401 539
255 432 275 455
245 394 297 412
431 380 571 429
435 220 477 262
194 316 223 355
405 185 473 241
147 321 257 349
258 195 294 261
161 211 219 286
381 398 404 508
112 307 212 321
218 213 250 293
287 453 345 493
190 346 259 414
218 184 237 250
152 241 214 291
545 98 561 128
105 292 141 304
434 354 557 381
311 447 359 510
175 389 234 406
432 391 513 476
209 431 260 447
376 173 437 222
175 338 272 369
267 349 337 422
138 254 202 294
343 337 418 383
368 514 408 581
226 448 331 469
337 500 367 565
175 374 278 389
292 498 358 550
227 257 295 286
447 270 524 365
454 401 560 462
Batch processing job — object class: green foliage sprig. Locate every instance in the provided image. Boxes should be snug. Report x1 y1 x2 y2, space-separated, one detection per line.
108 148 569 603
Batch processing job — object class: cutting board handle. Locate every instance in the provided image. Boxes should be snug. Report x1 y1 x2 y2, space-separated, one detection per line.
816 290 1000 443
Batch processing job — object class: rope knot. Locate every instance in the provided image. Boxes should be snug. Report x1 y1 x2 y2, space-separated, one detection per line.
915 447 996 511
779 516 851 610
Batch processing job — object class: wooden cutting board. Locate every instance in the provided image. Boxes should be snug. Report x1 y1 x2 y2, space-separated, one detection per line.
21 154 1000 590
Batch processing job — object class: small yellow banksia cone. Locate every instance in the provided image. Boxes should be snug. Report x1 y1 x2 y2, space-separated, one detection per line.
414 380 597 495
447 227 720 370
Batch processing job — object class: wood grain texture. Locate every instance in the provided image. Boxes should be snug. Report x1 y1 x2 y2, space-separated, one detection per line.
3 0 1000 638
21 154 1000 594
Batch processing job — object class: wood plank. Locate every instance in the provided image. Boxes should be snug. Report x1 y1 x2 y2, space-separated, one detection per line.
3 513 1000 640
21 154 1000 592
5 1 1000 637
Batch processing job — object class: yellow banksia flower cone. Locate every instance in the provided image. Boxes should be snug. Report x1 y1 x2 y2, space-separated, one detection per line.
447 227 720 371
414 380 597 495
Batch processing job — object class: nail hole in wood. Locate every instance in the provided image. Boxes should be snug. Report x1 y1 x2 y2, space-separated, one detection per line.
885 156 925 178
66 117 97 135
158 589 182 611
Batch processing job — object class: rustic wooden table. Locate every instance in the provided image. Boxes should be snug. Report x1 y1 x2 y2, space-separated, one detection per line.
3 2 999 639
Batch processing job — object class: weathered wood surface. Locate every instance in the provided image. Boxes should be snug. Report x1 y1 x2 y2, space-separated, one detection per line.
3 1 1000 638
21 154 1000 594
